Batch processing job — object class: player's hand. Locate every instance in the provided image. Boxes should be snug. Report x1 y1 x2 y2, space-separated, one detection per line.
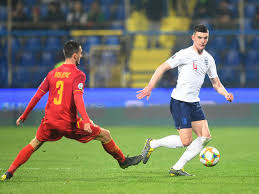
83 123 92 133
90 119 98 127
136 86 152 100
16 116 25 126
225 93 234 102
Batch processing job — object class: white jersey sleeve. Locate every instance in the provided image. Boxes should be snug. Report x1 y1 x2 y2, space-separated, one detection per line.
165 50 184 69
207 56 218 78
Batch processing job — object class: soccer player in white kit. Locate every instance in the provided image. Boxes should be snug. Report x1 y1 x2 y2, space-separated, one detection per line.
136 24 234 176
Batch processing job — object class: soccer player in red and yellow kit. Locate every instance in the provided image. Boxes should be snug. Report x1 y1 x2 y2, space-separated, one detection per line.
1 40 142 181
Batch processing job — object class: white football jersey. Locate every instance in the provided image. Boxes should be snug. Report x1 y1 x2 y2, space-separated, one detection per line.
165 46 218 102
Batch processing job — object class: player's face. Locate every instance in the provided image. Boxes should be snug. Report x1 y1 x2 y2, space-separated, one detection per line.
74 46 83 66
192 32 209 53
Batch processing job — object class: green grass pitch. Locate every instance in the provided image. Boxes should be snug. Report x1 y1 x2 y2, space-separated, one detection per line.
1 125 259 194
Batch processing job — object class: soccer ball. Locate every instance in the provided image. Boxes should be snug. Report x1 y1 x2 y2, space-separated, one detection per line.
199 146 220 167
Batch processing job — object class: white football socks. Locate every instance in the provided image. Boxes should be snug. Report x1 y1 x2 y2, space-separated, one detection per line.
173 136 211 170
150 135 184 149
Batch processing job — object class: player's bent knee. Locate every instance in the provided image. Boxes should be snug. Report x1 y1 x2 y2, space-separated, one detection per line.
181 139 193 147
96 128 111 143
102 129 111 138
30 137 43 150
182 142 192 147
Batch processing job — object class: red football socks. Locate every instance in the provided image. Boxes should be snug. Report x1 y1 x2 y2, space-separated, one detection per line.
102 139 126 163
8 144 35 174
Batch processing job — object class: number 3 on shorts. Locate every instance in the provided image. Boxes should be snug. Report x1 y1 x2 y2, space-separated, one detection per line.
54 80 64 105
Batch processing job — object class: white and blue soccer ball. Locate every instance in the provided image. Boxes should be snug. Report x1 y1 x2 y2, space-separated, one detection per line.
199 146 220 167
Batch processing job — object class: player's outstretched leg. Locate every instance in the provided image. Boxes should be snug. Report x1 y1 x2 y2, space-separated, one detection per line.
142 135 184 164
142 138 154 164
1 172 13 181
169 168 193 176
1 138 43 181
119 155 143 169
96 128 142 169
102 139 143 169
1 144 35 181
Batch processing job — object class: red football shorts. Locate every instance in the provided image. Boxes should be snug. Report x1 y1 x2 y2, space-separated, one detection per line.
36 118 101 143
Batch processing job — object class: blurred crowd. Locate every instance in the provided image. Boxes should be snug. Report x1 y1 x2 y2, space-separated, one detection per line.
0 0 125 30
0 0 258 30
192 0 259 30
0 0 259 88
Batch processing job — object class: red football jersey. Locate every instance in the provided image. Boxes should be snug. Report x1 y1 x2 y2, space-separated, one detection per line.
39 64 86 129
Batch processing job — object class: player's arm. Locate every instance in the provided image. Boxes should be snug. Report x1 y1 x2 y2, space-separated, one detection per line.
136 62 171 100
17 78 49 126
74 92 91 124
210 77 233 102
74 92 92 133
73 73 92 132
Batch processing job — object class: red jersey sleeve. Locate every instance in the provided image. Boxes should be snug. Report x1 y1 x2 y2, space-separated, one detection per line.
72 72 85 94
20 77 49 121
74 92 91 124
38 76 49 93
73 72 91 124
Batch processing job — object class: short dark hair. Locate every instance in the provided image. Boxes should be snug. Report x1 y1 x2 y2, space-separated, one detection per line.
194 24 209 33
63 40 81 58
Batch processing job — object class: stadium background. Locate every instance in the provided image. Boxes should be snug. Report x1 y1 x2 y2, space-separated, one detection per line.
0 0 259 127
